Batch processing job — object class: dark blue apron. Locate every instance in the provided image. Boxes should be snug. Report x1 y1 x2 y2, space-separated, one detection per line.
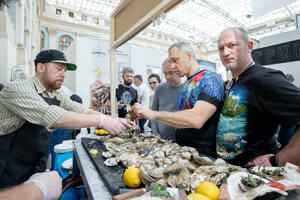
0 93 60 188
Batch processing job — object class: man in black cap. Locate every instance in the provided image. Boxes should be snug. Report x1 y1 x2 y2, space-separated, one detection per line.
0 49 131 189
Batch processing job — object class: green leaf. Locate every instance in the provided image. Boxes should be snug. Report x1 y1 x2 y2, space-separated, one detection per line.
160 185 166 191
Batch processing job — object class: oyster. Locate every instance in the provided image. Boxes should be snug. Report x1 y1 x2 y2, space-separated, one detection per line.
239 173 264 192
112 137 125 144
190 172 208 191
167 174 177 188
192 152 214 165
104 157 119 167
261 167 287 181
181 151 192 160
176 167 190 191
164 160 188 174
102 151 113 158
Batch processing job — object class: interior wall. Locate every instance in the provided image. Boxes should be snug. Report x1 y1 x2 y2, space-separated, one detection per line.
259 29 300 87
73 36 168 108
75 36 130 108
64 40 76 92
0 7 17 85
129 44 168 84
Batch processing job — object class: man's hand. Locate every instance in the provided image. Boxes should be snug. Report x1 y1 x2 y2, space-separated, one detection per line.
117 118 134 129
132 103 155 120
245 154 273 168
26 171 62 200
100 115 126 135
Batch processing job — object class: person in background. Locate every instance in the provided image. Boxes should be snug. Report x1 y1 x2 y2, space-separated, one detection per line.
0 83 4 92
0 171 61 200
148 73 161 108
0 49 131 188
151 59 183 141
133 42 224 156
116 67 138 118
134 74 150 133
277 73 297 149
70 94 83 138
216 27 300 168
47 93 84 168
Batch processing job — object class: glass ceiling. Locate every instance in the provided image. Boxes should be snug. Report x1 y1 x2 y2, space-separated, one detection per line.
47 0 300 52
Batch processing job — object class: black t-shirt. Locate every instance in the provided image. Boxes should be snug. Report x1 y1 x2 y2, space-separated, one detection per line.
216 64 300 166
175 70 224 157
116 84 138 118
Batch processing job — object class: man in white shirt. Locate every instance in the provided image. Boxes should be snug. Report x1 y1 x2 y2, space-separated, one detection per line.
134 74 150 132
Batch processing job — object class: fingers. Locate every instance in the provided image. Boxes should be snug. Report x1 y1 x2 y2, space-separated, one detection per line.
110 119 126 135
118 118 133 129
244 154 274 168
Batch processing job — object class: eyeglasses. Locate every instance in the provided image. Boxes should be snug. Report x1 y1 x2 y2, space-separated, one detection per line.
149 81 158 85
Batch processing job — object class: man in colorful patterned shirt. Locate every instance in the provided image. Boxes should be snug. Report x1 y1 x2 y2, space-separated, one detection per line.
133 42 224 157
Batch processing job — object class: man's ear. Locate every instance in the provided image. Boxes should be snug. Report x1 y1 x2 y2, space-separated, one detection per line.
248 41 254 52
36 63 45 74
187 51 193 60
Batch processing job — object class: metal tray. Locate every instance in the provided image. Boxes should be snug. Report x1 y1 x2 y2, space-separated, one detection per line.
81 137 128 195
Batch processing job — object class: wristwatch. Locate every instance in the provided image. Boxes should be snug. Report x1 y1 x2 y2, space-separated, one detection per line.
269 154 279 166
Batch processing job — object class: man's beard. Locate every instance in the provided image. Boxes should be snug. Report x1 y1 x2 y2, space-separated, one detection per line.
124 80 132 86
42 72 62 90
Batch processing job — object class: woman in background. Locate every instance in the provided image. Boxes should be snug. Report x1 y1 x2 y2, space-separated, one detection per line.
148 73 161 108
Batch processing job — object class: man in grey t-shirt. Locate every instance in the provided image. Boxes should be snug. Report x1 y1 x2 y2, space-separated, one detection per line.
151 59 183 141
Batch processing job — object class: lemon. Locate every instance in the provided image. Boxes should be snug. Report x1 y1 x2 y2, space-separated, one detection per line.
94 128 100 135
89 149 98 156
188 193 211 200
94 128 108 135
99 129 108 135
196 181 220 200
123 167 141 188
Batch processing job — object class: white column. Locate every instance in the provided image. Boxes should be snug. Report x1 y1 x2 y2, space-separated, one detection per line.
16 0 24 46
110 48 116 117
48 28 57 49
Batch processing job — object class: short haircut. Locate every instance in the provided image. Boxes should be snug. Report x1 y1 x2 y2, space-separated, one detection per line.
162 58 170 67
35 62 49 71
285 74 294 83
122 67 134 76
168 42 196 60
148 73 161 83
220 27 249 44
134 74 143 82
0 83 4 91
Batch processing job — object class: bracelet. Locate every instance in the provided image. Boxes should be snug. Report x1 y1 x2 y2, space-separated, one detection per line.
99 114 105 128
24 179 47 200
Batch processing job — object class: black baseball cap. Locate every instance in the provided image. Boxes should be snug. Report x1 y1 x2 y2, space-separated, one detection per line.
34 49 77 71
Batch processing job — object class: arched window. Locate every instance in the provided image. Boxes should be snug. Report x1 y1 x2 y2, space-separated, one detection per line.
40 30 45 50
58 35 73 51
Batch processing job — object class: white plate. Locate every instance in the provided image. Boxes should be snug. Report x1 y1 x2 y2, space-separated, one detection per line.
61 158 73 170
